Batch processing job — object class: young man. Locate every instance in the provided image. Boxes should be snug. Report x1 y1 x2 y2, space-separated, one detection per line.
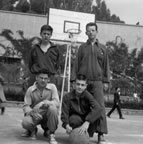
28 25 60 86
107 87 124 119
61 74 102 142
21 71 60 144
71 22 110 143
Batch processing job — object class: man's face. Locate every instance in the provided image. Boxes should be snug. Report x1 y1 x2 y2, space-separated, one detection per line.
40 30 52 43
86 25 97 40
36 73 49 88
75 79 87 94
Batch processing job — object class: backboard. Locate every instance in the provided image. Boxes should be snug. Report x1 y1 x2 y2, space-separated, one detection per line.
48 8 95 43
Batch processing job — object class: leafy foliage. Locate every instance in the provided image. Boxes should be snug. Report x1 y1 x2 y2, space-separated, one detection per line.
0 0 124 23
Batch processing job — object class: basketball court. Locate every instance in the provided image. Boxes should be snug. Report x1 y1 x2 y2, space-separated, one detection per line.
0 107 142 144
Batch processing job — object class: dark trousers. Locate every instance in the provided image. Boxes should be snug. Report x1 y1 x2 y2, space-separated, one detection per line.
69 114 97 136
107 104 123 118
22 105 59 133
87 81 108 135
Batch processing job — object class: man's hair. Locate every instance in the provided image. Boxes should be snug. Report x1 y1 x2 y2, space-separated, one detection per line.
86 22 98 31
40 25 53 34
76 74 87 81
115 87 119 90
36 69 51 76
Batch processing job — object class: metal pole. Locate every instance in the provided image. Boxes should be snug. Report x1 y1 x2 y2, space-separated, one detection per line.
68 45 71 92
60 45 69 113
46 0 50 24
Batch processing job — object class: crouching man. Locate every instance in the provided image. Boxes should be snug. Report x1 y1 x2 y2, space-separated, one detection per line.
21 71 59 144
61 74 103 143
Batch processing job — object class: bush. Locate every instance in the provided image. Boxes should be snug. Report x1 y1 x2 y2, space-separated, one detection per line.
105 98 143 110
3 83 25 101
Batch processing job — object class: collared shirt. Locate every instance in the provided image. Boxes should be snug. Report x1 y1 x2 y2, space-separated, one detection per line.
29 41 60 74
23 82 60 114
71 40 110 83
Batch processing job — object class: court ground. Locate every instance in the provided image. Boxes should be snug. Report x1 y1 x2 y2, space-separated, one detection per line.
0 107 143 144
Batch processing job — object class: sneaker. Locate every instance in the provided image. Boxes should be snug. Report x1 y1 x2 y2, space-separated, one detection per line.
1 107 5 115
29 128 38 140
119 117 125 119
49 134 58 144
30 131 36 140
21 130 31 137
97 133 105 144
43 130 50 138
107 114 111 118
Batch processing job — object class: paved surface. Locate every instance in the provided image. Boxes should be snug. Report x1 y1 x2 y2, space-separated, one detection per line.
0 107 143 144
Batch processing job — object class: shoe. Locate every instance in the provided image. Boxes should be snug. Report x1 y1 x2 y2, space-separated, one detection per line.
49 134 58 144
1 107 5 115
119 117 125 119
29 127 38 140
97 133 105 144
21 130 31 137
107 114 110 118
43 130 50 138
21 128 37 140
29 130 37 140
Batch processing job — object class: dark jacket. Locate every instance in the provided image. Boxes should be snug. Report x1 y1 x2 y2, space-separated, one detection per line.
29 42 60 75
71 40 110 83
114 92 121 105
61 90 102 129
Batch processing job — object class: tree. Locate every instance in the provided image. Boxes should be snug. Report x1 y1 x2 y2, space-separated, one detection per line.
0 29 40 66
92 0 124 23
106 41 128 74
0 0 125 23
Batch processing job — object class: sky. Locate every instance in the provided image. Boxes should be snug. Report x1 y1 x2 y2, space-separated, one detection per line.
105 0 143 25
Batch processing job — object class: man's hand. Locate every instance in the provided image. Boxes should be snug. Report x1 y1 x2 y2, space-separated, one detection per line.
66 124 72 134
33 101 44 110
78 121 89 135
30 110 43 124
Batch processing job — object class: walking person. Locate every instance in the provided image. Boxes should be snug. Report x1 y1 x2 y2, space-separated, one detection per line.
71 22 110 143
107 87 124 119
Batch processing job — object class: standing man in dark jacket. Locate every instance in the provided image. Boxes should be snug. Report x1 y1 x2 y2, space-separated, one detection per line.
107 87 124 119
61 74 102 141
28 25 60 86
71 22 110 143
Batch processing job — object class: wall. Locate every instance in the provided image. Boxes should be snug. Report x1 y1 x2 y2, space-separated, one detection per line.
0 10 143 54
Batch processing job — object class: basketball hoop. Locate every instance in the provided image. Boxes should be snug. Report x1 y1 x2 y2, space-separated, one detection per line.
67 28 82 44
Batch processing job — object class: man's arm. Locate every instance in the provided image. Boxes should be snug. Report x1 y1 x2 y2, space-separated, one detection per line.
85 91 102 123
43 84 60 108
102 46 110 83
23 88 33 115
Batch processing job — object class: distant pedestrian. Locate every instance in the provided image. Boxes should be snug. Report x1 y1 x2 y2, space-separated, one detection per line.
0 74 6 115
107 87 124 119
